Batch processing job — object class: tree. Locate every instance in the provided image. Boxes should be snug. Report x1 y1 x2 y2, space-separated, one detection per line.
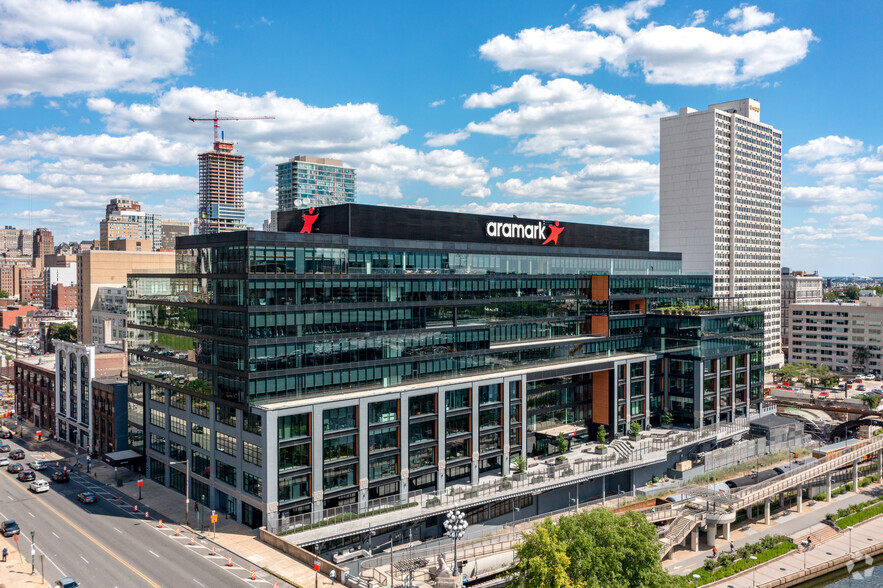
509 508 680 588
819 373 840 389
853 346 871 369
845 285 861 301
0 290 8 299
660 411 674 427
513 455 527 475
630 421 641 437
557 433 569 455
596 425 607 445
860 394 881 410
52 322 77 343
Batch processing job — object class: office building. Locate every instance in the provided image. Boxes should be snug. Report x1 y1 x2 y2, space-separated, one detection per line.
160 219 191 249
196 141 246 234
77 244 174 344
13 354 56 431
127 203 762 532
43 264 77 309
100 215 141 248
91 286 127 345
276 156 356 211
781 271 824 362
788 298 883 373
100 199 164 252
50 284 77 312
92 376 129 454
660 99 783 366
32 228 54 268
0 226 32 258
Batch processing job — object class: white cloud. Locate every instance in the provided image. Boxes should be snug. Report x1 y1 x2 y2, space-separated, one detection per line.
722 4 775 32
464 75 671 157
808 203 875 215
478 8 814 85
689 9 708 26
0 0 201 103
429 99 446 108
496 158 658 204
581 0 664 37
428 201 623 219
604 213 657 227
424 130 470 147
786 136 865 162
783 185 882 206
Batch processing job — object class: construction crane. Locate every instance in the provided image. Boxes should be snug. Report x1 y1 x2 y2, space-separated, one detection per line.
188 110 275 144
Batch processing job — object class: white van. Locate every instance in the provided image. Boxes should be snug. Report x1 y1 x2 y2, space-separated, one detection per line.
29 480 49 493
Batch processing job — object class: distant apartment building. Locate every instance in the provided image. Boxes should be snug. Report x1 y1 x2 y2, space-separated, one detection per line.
100 199 163 251
660 98 783 366
77 244 175 344
781 270 824 361
19 274 43 305
100 215 141 248
160 219 191 249
54 339 127 451
32 228 54 268
0 226 32 258
43 264 77 309
788 298 883 373
51 284 77 312
276 156 356 211
13 354 56 432
197 141 245 234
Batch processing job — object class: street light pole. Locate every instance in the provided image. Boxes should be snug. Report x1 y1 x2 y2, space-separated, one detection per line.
29 530 34 575
848 525 854 558
444 507 468 579
170 458 190 525
750 554 758 587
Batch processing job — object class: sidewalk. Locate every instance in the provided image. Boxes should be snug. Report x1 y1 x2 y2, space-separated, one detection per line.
0 534 50 587
6 420 340 588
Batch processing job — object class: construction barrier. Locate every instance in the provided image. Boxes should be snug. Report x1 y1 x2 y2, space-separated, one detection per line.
158 520 163 528
227 557 233 567
190 536 195 546
250 570 256 580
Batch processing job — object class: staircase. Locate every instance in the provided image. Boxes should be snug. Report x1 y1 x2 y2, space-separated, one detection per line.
792 524 840 547
659 514 700 559
609 438 634 460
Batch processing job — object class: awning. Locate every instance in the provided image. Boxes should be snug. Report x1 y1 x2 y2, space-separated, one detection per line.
536 424 587 439
103 449 145 467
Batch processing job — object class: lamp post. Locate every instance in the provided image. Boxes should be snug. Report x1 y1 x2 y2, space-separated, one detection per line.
169 458 191 525
692 573 700 586
29 530 34 575
511 506 520 542
444 507 468 577
750 555 758 587
848 525 854 558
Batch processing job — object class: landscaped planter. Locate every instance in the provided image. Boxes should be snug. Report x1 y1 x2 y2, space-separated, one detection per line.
595 446 608 455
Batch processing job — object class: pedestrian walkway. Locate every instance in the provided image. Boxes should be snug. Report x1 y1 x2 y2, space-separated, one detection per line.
4 420 342 588
0 534 47 588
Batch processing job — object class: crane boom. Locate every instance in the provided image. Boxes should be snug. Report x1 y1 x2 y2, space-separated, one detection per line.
189 109 275 143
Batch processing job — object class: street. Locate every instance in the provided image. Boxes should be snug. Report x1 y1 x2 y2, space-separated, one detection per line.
0 436 283 587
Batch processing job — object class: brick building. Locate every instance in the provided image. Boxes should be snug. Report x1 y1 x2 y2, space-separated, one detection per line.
13 354 56 432
51 284 77 311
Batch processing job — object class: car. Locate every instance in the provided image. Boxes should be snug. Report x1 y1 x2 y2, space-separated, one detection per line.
847 379 855 384
9 449 25 460
30 460 47 471
0 443 9 452
17 469 35 482
0 457 7 467
29 480 49 493
858 385 867 391
55 579 79 588
51 470 70 483
7 462 23 474
818 391 830 399
77 491 97 504
1 520 19 537
0 430 12 439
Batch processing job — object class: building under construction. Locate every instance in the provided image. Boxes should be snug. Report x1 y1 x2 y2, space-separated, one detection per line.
196 140 246 235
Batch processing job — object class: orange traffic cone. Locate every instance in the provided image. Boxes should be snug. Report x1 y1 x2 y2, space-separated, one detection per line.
158 520 163 528
134 504 138 513
227 557 233 567
250 570 256 580
145 511 149 520
190 536 195 546
175 528 180 536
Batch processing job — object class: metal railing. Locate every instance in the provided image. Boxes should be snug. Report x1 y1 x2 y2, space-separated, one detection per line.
269 490 423 535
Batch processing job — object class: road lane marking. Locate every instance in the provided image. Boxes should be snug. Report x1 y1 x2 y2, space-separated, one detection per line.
114 527 122 533
149 550 160 558
52 532 59 538
28 511 35 517
81 555 89 563
193 580 205 587
36 496 162 588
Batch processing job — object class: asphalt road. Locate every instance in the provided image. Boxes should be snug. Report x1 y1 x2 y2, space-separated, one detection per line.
0 439 285 587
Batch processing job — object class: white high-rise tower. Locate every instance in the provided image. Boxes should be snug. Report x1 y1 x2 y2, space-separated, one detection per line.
660 98 783 366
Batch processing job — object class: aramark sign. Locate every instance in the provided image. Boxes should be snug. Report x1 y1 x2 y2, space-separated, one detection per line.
485 220 564 245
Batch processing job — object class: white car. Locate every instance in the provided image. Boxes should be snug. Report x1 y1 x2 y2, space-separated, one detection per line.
29 480 49 493
30 460 47 471
0 457 7 467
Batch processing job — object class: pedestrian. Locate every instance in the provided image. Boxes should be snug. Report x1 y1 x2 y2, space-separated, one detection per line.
2 547 6 562
730 540 735 553
330 569 336 585
712 546 717 559
807 536 813 550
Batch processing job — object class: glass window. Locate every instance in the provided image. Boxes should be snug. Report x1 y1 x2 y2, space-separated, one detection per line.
323 406 356 431
150 409 166 429
191 397 210 418
409 446 436 470
324 464 356 490
150 386 167 404
324 435 356 461
368 400 398 424
479 432 501 453
368 426 398 451
149 432 166 454
445 388 471 411
479 408 501 430
509 381 521 400
368 455 398 481
446 413 470 435
409 421 435 443
170 415 186 437
170 391 186 410
191 424 210 449
409 394 436 417
216 431 237 457
479 384 501 405
278 413 310 440
244 412 262 435
216 404 237 428
243 471 263 498
170 441 186 461
279 474 310 502
216 460 236 487
191 450 210 478
446 438 470 460
244 441 263 466
279 444 310 470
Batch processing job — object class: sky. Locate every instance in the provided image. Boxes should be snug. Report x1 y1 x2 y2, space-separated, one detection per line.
0 0 881 276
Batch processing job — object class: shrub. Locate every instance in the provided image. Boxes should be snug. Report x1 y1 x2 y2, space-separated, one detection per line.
596 425 607 445
630 421 641 437
426 497 441 507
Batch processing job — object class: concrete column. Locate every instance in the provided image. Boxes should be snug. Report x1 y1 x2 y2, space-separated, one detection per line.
471 384 479 486
853 461 860 491
764 498 771 525
826 472 833 501
690 526 700 551
797 484 803 513
877 450 883 482
706 523 717 546
724 521 731 541
779 491 786 512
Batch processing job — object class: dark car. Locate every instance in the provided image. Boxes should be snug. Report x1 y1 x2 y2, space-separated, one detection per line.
51 470 70 483
7 462 24 474
55 579 79 588
0 443 9 452
0 430 12 439
77 491 97 504
9 449 25 460
1 520 20 536
17 469 35 482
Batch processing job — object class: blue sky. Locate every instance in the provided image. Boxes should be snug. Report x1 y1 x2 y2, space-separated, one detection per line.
0 0 881 275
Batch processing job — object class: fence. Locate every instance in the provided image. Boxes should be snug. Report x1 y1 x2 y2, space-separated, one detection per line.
269 490 422 535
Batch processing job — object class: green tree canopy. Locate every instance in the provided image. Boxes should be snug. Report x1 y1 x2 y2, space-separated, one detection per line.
845 285 861 300
0 290 8 298
52 322 77 343
509 508 679 588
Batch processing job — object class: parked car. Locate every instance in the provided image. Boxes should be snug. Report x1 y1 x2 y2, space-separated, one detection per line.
858 385 866 391
818 391 830 399
77 491 97 504
55 579 79 588
7 463 23 474
0 430 12 439
0 520 19 537
17 469 35 482
51 470 70 483
9 449 25 460
30 460 47 471
0 443 10 452
29 480 49 493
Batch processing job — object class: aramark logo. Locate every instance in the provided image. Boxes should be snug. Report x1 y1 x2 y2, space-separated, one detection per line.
485 220 564 245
